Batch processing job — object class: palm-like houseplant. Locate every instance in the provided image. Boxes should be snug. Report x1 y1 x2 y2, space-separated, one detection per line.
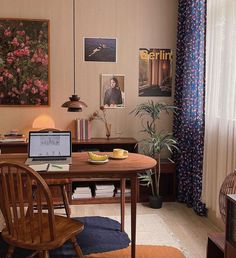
131 100 178 208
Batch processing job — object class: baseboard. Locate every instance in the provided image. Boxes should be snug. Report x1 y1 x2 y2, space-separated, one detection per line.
207 208 225 231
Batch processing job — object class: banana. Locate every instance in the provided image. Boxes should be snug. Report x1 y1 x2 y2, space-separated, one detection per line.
88 152 108 161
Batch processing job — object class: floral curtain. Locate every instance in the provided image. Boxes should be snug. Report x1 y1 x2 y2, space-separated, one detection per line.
173 0 207 215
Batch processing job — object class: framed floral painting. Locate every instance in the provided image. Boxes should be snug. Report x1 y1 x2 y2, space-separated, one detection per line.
0 19 50 106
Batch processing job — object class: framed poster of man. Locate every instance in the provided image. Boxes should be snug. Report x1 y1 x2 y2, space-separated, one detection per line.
101 74 125 108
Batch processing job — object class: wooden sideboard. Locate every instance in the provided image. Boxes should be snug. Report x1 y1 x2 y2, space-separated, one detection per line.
0 137 138 153
0 137 176 203
225 194 236 258
206 194 236 258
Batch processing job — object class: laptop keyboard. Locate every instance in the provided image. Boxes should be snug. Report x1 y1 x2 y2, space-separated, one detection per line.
32 157 67 161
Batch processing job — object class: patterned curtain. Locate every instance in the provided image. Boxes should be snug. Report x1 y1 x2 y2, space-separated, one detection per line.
173 0 207 216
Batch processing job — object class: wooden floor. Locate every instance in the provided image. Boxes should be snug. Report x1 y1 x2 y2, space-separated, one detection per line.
70 202 223 258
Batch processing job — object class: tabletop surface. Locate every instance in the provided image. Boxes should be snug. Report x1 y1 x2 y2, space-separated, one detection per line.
0 152 157 178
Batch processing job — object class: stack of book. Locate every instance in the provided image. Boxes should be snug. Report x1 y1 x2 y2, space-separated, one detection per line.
75 119 92 140
95 184 115 198
115 188 131 198
0 132 27 142
72 186 92 199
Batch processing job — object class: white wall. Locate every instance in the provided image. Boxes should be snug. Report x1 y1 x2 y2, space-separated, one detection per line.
0 0 178 140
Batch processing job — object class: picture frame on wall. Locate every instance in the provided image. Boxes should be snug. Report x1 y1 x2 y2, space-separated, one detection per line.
84 37 117 62
101 74 125 108
0 18 50 106
139 48 173 97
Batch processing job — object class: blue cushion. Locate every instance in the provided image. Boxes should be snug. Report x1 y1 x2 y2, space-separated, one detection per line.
0 216 130 258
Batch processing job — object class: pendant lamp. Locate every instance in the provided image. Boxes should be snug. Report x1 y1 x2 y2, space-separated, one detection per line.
61 0 87 112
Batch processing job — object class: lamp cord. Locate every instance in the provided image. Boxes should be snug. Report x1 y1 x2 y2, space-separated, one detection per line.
73 0 76 95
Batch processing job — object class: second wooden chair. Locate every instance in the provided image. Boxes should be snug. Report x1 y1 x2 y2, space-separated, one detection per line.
39 129 71 217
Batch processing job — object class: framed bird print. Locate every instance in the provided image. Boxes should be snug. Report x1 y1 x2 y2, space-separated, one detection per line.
84 37 117 62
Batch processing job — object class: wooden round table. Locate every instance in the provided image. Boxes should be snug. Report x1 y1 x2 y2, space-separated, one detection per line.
0 152 156 258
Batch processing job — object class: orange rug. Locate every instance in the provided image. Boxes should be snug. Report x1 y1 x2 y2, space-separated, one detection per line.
85 245 186 258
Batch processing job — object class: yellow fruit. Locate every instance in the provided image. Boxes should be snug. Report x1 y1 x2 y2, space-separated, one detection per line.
88 152 108 161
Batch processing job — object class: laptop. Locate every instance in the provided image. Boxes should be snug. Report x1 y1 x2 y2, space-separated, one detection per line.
25 131 72 165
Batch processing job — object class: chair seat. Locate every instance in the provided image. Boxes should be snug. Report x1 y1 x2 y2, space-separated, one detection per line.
45 178 71 186
2 214 84 251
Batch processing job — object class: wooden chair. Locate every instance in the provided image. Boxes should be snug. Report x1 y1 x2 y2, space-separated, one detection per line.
42 178 71 218
0 161 84 258
219 170 236 223
38 129 71 217
206 170 236 258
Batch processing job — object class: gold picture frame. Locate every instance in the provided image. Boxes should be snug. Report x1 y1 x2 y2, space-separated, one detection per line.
0 18 50 106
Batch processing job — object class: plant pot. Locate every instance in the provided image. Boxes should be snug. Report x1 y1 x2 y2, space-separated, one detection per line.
149 195 163 209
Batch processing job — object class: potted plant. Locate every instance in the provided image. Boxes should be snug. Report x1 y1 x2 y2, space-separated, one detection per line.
131 100 179 208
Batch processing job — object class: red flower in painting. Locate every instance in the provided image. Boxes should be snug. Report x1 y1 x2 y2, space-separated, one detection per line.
16 30 25 36
11 37 20 46
4 28 11 37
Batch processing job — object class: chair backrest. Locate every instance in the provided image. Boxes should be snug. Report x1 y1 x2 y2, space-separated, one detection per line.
0 162 56 243
219 170 236 223
39 128 60 132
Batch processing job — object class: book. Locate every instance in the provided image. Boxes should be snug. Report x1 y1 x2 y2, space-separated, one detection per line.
0 138 27 142
72 186 92 199
0 132 26 142
75 119 92 140
29 164 49 172
29 164 69 172
95 184 115 198
4 133 24 137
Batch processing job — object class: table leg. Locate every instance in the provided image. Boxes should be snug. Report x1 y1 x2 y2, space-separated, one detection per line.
120 178 126 232
130 175 137 258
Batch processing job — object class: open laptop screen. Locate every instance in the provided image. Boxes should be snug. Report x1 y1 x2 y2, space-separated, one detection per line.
28 131 71 158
